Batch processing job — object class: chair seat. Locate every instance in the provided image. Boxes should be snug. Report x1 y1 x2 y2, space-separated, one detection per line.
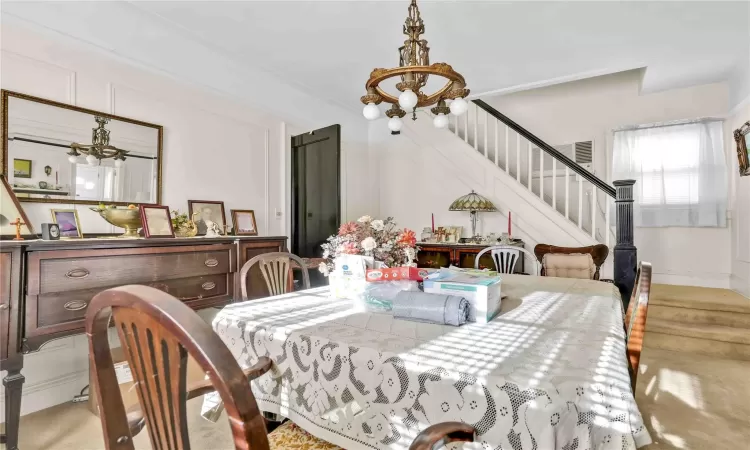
268 421 342 450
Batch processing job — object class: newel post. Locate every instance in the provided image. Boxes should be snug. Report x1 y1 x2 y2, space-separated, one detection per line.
613 179 637 309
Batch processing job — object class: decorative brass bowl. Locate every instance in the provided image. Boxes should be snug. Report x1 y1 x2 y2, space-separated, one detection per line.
91 207 142 237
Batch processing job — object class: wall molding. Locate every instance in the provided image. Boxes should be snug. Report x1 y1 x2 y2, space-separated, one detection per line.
1 49 77 104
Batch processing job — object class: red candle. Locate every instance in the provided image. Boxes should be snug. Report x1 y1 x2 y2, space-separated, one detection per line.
508 211 512 236
431 213 435 233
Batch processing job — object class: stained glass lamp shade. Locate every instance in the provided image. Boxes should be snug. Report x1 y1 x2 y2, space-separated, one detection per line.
449 190 497 237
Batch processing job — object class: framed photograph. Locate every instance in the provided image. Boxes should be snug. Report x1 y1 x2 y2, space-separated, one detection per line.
140 204 175 238
1 174 35 238
50 209 82 238
734 121 750 177
188 200 226 236
231 209 258 236
13 158 32 178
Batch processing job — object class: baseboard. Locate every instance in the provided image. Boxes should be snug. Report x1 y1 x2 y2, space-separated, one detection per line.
730 274 750 299
0 369 89 423
652 272 731 289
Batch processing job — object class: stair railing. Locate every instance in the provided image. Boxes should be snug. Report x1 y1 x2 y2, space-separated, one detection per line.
458 99 637 306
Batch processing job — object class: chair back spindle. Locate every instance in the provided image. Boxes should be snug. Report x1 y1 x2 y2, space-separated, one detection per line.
475 245 540 275
86 285 271 450
240 252 310 299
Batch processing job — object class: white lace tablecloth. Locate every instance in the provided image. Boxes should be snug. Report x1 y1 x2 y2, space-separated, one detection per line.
201 275 651 449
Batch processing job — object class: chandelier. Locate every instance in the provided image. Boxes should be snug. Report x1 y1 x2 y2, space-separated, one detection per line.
360 0 470 133
68 116 128 166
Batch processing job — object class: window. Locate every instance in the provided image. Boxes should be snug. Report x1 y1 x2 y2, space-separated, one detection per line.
612 120 727 227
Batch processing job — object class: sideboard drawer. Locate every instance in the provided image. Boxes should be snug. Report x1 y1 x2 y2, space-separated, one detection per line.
28 245 234 295
31 273 231 336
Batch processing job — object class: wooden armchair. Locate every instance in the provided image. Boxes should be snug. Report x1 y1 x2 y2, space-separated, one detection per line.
533 243 609 280
240 252 311 299
85 285 474 450
624 261 652 391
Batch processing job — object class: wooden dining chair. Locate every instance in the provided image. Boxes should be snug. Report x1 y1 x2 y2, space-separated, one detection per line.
533 243 609 280
240 252 311 299
86 285 475 450
475 245 540 275
624 261 652 392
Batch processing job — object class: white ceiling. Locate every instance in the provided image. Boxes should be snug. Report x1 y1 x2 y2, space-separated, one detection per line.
3 1 749 120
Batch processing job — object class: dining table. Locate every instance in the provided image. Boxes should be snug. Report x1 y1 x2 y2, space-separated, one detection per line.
200 274 652 449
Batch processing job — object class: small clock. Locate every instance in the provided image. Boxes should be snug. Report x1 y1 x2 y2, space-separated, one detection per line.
41 223 60 240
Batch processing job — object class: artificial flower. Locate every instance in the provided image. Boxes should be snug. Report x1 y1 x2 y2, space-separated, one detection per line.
370 219 385 231
318 262 330 275
338 242 359 254
397 229 417 247
357 215 373 223
361 237 377 252
338 221 358 236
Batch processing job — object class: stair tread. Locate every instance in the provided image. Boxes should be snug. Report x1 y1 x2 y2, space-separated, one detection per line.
647 318 750 344
650 284 750 313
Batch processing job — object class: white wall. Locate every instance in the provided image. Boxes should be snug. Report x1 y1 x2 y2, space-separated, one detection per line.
0 19 370 419
484 70 733 288
726 97 750 298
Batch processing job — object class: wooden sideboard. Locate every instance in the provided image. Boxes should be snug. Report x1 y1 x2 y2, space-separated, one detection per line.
416 241 527 274
0 235 286 450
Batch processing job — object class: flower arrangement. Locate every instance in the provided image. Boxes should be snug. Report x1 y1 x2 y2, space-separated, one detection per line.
319 216 418 276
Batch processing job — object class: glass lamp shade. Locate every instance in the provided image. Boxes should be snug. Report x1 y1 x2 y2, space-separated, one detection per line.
68 154 78 164
388 117 403 132
114 159 124 168
86 154 98 166
448 190 498 212
362 102 380 120
433 113 449 129
398 90 418 110
449 97 469 116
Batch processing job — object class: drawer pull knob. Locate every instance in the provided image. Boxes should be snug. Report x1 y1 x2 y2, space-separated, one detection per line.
204 258 219 267
0 304 8 311
201 281 216 291
63 300 88 311
65 268 90 279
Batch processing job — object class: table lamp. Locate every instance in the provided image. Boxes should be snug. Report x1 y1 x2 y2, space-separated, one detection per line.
448 190 497 237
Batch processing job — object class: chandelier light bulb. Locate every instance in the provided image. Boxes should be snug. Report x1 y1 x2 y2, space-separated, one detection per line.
388 117 403 132
398 89 418 110
433 113 449 129
68 155 78 164
449 97 469 116
362 102 380 120
114 159 124 168
86 154 98 166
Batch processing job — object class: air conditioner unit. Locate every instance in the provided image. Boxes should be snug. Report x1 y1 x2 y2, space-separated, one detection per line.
532 140 594 175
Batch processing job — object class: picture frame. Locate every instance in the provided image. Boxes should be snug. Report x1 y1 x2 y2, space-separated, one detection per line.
50 208 83 238
188 200 226 236
140 204 175 238
13 158 31 178
0 174 35 238
231 209 258 236
734 121 750 177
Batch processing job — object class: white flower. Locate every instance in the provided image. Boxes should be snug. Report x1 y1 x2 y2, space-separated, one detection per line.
370 219 384 231
318 262 330 276
361 237 377 252
357 215 373 223
322 248 330 259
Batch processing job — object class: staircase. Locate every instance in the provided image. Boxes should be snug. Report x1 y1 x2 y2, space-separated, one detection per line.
646 284 750 360
442 100 617 248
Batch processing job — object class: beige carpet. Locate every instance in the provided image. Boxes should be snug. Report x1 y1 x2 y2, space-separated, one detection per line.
6 346 750 450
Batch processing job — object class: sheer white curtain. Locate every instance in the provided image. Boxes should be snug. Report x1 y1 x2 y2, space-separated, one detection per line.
612 120 727 227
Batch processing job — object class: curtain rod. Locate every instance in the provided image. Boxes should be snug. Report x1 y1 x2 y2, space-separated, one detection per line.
613 117 723 133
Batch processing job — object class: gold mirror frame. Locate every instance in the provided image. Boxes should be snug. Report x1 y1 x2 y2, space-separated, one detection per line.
734 121 750 177
0 89 163 205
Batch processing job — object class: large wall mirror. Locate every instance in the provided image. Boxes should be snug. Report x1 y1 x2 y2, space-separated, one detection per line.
1 90 163 205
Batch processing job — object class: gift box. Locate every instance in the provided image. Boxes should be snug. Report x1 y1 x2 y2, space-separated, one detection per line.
366 266 429 282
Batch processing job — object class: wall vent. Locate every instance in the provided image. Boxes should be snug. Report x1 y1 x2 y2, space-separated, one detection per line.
574 141 593 164
532 140 594 171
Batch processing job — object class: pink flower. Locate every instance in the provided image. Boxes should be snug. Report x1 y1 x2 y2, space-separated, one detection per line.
397 229 417 247
338 242 360 254
338 221 358 236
